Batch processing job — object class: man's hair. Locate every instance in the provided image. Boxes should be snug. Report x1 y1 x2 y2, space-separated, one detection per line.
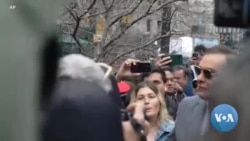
57 54 112 92
141 68 167 83
194 45 207 53
162 67 172 73
172 65 190 77
205 45 236 56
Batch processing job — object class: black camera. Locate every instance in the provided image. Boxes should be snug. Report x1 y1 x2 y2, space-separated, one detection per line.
214 0 250 27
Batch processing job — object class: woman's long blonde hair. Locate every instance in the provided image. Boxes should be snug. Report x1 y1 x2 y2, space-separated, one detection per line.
130 81 173 126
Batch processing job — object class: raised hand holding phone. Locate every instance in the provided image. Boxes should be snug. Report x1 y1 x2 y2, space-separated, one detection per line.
130 62 151 73
169 54 183 67
127 101 150 130
155 54 172 69
116 59 141 81
156 53 184 69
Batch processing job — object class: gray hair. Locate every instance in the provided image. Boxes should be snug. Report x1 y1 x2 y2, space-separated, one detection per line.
57 54 112 93
204 40 250 141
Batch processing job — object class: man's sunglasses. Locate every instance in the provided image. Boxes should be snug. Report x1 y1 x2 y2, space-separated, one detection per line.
194 66 216 79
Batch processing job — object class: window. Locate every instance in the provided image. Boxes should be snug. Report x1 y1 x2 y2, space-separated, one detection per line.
146 19 151 32
121 15 132 24
120 15 132 31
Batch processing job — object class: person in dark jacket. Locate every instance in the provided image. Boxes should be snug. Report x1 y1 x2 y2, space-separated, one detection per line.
43 54 155 141
42 79 124 141
163 68 185 120
42 54 123 141
172 65 190 96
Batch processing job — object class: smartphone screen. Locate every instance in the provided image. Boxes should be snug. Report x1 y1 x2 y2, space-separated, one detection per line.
170 55 183 67
130 62 151 73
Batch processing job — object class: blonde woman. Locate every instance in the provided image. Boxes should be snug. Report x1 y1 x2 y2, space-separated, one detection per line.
130 81 174 141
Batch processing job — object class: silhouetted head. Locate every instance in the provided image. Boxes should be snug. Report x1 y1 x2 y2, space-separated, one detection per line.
57 54 112 93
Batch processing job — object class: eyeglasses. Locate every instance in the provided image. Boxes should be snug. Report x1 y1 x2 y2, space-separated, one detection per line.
194 65 217 79
97 63 113 81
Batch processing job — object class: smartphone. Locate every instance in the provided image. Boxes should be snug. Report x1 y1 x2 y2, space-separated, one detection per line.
130 62 151 73
170 55 183 67
121 109 150 122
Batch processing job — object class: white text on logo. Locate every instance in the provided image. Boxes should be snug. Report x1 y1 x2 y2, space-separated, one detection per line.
214 113 234 122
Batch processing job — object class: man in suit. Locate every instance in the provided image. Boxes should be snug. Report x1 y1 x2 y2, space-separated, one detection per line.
204 40 249 141
169 45 236 141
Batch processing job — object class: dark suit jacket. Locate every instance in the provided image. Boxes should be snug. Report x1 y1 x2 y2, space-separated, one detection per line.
42 79 123 141
165 93 185 120
169 95 207 141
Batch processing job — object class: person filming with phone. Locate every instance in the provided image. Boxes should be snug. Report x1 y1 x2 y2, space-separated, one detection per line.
115 55 186 119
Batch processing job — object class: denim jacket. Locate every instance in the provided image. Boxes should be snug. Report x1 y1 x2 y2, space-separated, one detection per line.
155 121 175 141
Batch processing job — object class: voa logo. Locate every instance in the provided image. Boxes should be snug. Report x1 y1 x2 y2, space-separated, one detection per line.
210 104 238 132
214 113 234 122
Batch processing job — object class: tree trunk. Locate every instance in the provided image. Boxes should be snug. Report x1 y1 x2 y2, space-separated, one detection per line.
160 5 172 54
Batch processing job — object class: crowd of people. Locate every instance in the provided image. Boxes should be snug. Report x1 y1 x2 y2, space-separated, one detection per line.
42 44 241 141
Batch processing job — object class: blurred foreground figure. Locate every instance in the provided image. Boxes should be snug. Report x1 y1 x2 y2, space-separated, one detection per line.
0 0 60 141
58 54 122 108
44 54 153 141
43 79 124 141
57 54 112 92
43 54 123 141
205 41 250 141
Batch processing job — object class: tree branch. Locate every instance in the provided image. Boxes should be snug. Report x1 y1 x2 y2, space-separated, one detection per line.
64 2 94 57
66 0 96 48
87 0 114 17
108 33 175 65
61 3 77 17
72 18 81 38
99 27 181 60
102 0 108 9
66 5 84 55
65 4 77 21
105 0 144 33
173 19 192 28
101 0 185 52
170 7 179 23
79 0 97 18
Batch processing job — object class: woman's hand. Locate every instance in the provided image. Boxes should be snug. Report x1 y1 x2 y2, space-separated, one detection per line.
127 101 150 130
122 101 150 141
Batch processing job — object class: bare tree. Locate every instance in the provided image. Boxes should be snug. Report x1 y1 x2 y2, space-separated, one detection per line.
58 0 189 66
171 0 214 37
164 0 215 55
